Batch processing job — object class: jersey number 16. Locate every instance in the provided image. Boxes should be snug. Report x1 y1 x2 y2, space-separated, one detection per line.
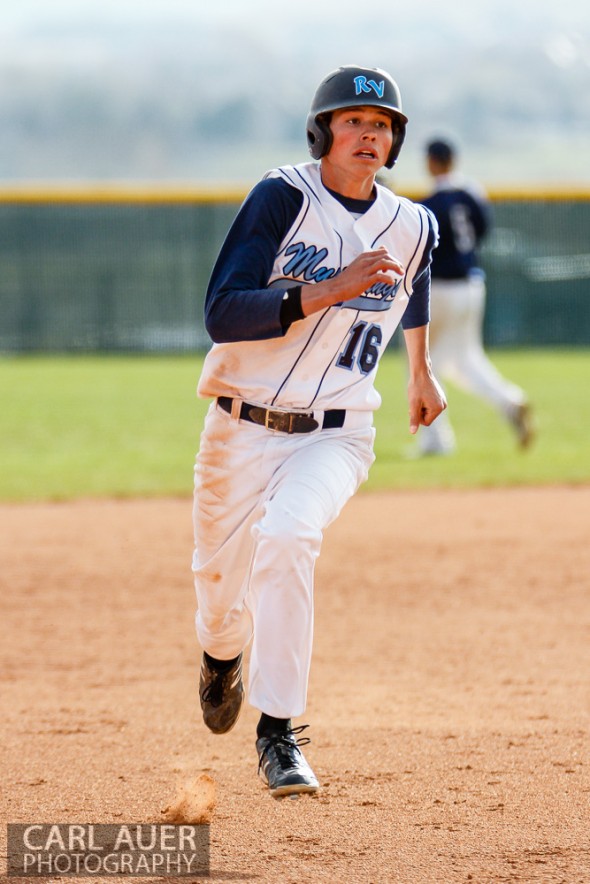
337 322 383 375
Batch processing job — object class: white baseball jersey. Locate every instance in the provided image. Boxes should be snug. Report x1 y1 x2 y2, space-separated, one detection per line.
198 162 436 413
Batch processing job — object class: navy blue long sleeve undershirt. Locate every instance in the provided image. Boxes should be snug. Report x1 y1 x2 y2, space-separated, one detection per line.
204 177 434 344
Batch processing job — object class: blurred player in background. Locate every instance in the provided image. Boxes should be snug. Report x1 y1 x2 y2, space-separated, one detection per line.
416 138 534 456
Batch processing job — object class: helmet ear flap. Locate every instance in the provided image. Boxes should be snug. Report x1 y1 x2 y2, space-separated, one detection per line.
386 120 407 168
307 113 333 161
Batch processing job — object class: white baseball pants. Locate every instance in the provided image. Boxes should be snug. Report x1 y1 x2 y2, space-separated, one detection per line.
419 275 527 454
192 401 375 719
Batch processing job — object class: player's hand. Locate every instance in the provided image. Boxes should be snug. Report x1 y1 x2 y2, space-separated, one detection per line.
336 247 404 302
301 246 404 316
407 372 447 434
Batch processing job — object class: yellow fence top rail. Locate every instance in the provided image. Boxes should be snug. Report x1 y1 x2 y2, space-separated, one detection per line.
0 184 251 204
0 183 589 203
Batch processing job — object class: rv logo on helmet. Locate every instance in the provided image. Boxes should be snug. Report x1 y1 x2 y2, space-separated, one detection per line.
353 76 385 99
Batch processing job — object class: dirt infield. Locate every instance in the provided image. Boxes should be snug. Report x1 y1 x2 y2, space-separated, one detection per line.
1 487 589 883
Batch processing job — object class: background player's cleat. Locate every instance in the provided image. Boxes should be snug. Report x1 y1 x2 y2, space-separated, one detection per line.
256 725 320 798
510 402 535 449
199 653 244 734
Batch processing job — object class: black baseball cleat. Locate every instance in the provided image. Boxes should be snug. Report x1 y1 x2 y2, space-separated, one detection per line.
199 653 244 735
256 725 320 798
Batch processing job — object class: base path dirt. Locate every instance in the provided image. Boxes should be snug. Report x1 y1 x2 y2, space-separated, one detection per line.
1 487 589 883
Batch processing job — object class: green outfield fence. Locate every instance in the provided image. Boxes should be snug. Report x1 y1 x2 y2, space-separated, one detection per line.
0 186 589 352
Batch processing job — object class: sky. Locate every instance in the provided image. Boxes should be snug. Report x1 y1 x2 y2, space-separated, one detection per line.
1 0 589 185
5 0 588 95
4 0 588 40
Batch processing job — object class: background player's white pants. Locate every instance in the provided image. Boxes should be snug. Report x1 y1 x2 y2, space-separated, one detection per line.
192 402 375 719
419 275 527 454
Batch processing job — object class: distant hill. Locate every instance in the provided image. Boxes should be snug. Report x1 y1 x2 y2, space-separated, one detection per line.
1 9 588 187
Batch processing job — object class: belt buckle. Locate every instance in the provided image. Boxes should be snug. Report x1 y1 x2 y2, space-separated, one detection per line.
264 409 292 433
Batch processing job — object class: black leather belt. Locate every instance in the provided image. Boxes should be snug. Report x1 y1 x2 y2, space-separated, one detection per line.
217 397 345 434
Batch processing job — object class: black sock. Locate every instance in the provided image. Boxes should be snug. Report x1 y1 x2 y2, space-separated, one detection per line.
257 713 291 738
204 651 239 672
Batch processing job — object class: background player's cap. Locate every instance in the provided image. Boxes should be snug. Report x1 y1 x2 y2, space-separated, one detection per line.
426 138 456 163
307 64 407 168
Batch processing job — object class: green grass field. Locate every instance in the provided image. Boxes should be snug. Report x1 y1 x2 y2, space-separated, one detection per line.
1 349 588 502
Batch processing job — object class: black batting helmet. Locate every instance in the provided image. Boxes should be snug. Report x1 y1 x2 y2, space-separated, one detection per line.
306 65 408 168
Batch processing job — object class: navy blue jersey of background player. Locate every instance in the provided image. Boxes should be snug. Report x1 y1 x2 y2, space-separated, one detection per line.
422 183 490 281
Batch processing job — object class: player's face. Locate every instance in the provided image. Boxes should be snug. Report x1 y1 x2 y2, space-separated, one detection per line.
323 106 393 192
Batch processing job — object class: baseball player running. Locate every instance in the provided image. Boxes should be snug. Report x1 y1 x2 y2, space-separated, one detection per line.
416 138 534 456
192 65 446 798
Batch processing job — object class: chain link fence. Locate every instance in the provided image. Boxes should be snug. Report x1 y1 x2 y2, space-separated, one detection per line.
1 188 588 352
